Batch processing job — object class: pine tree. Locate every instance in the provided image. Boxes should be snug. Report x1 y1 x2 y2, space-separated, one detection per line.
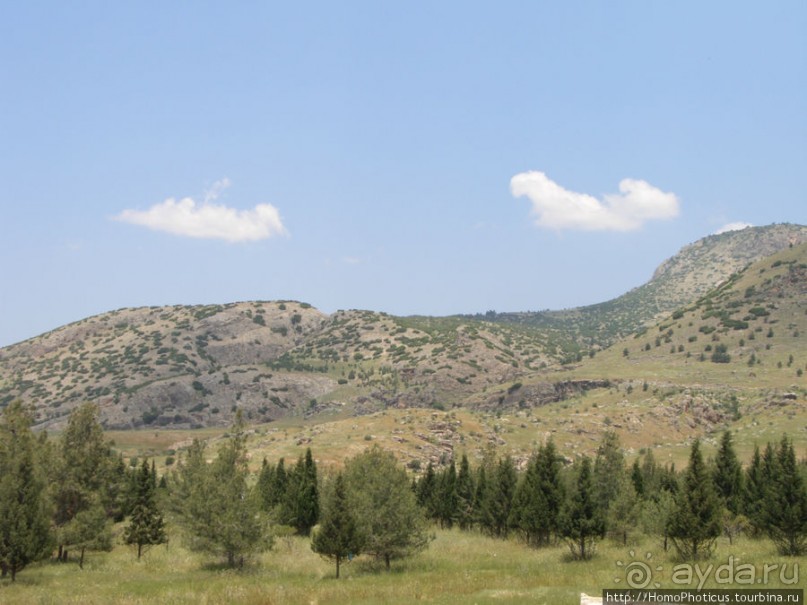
559 456 604 560
63 500 112 568
668 439 721 560
175 414 270 567
593 431 625 515
0 401 52 581
124 459 167 559
763 436 807 555
51 402 123 561
344 445 431 569
311 473 363 578
606 473 640 546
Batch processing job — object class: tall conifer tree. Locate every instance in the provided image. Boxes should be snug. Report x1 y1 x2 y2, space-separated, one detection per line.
124 459 167 559
0 401 52 581
668 440 721 560
311 473 363 578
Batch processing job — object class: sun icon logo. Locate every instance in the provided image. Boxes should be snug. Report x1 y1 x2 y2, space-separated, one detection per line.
614 550 663 589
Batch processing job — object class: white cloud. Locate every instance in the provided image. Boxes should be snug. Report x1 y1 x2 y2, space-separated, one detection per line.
714 222 753 235
114 179 288 243
510 171 680 232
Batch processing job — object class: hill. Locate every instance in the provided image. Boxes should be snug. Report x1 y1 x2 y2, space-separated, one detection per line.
483 223 807 348
0 223 804 446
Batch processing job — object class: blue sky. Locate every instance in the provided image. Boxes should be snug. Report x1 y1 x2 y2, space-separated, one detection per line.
2 1 805 347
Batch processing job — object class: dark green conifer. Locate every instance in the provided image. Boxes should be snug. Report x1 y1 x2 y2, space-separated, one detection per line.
311 473 363 578
0 402 52 581
455 454 476 530
763 437 807 555
559 456 604 560
713 431 743 514
668 440 721 560
124 459 167 559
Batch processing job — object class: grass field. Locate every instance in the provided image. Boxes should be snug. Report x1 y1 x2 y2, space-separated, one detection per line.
2 526 803 605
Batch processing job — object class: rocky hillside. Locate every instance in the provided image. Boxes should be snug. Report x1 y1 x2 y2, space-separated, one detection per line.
1 224 804 432
485 223 807 348
0 302 560 430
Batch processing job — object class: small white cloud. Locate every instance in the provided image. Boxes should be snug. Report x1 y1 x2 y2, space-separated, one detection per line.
714 222 753 235
510 171 680 232
341 256 361 265
114 179 287 243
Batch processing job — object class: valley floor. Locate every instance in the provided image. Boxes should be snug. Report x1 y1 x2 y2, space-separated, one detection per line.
2 528 803 605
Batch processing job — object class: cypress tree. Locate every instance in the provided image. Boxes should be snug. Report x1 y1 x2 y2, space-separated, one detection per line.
559 456 604 560
668 439 721 560
455 454 476 530
763 437 807 555
435 460 458 529
631 459 645 499
509 452 542 546
124 459 167 559
256 457 275 511
288 448 319 535
0 401 52 581
479 456 517 538
743 445 765 531
473 464 488 529
713 431 743 514
416 462 437 520
311 473 363 578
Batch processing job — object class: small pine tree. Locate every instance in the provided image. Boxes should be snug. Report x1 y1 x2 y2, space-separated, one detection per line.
311 473 363 578
668 440 721 560
124 459 167 559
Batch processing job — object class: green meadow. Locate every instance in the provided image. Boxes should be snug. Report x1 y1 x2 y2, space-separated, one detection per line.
2 527 803 605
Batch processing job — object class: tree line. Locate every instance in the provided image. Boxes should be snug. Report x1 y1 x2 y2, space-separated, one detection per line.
413 430 807 561
1 400 806 583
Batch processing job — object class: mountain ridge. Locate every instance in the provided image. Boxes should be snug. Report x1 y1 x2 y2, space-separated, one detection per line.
1 223 804 433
